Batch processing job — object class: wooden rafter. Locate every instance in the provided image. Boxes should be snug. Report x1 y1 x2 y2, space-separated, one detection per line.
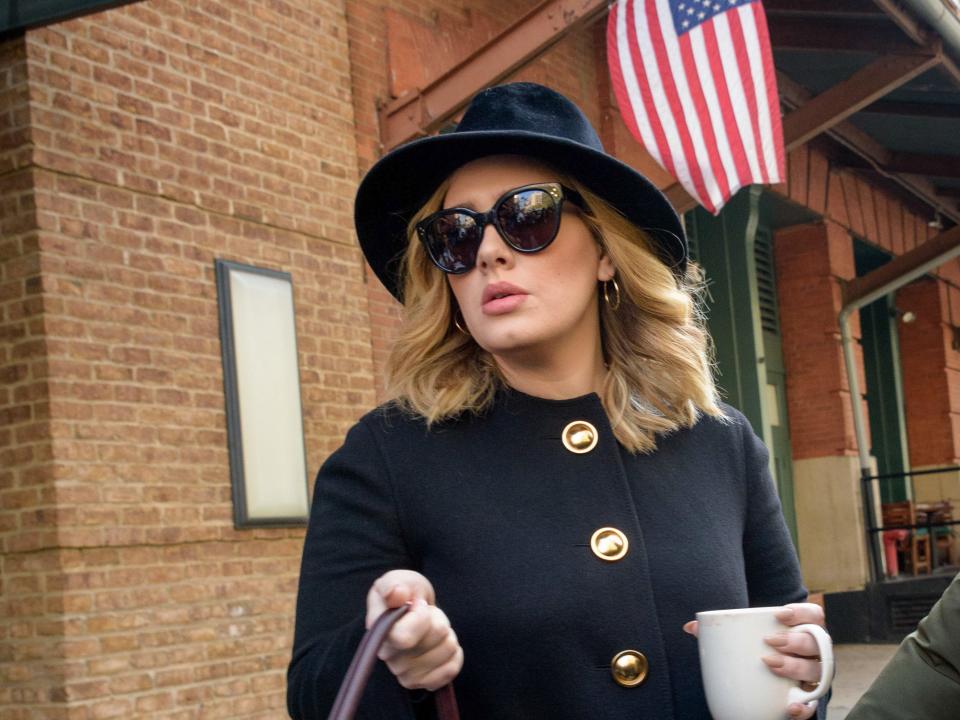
782 50 942 150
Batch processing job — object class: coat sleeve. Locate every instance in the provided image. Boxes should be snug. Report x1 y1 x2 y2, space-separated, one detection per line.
738 415 807 607
738 416 831 720
845 573 960 720
287 417 420 720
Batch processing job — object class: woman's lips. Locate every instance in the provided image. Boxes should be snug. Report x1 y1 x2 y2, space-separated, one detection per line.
482 293 527 315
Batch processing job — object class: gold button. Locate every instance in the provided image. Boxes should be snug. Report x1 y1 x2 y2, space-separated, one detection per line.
611 650 648 687
590 527 629 561
562 420 598 453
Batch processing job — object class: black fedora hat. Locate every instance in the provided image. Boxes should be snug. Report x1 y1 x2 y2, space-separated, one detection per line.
354 82 686 301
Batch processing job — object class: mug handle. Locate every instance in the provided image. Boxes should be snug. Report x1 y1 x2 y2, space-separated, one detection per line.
785 623 834 705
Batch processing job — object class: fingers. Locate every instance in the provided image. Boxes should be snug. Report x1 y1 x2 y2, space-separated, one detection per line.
787 700 818 719
764 631 819 658
387 624 463 690
682 620 699 637
366 570 436 628
379 601 449 661
762 653 823 684
379 602 463 690
776 602 825 628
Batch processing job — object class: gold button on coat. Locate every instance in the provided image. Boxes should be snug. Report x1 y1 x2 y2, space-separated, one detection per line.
611 650 648 687
590 527 629 561
562 420 598 453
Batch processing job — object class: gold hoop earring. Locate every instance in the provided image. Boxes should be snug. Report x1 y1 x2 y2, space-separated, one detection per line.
603 278 621 311
453 310 469 335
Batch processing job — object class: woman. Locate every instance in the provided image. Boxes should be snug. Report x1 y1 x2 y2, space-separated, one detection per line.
287 82 828 719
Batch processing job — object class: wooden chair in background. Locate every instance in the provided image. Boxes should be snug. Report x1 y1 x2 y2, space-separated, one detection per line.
882 501 931 576
916 501 955 567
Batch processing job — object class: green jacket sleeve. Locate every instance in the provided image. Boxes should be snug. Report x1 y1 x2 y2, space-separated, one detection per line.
846 573 960 720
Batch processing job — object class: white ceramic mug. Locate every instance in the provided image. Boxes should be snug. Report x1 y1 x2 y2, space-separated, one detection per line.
696 607 834 720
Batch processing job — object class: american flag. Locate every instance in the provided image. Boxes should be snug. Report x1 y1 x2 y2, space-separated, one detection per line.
607 0 784 214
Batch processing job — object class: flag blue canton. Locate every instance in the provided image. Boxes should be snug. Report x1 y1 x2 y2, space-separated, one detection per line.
671 0 757 35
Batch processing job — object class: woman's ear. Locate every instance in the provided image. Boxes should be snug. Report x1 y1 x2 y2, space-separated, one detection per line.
597 252 616 283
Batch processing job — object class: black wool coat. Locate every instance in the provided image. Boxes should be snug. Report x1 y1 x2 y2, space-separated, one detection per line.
287 389 820 719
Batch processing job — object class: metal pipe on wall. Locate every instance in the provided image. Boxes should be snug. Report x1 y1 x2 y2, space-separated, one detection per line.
899 0 960 62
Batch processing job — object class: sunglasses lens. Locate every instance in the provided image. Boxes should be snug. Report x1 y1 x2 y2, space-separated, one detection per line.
424 213 481 273
496 189 560 251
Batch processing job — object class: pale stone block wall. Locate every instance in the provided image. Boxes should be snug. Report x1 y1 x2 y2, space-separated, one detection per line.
794 455 872 593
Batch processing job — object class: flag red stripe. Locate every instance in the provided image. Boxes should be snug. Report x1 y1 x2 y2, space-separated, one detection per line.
678 32 730 203
752 0 785 179
725 7 766 180
701 19 751 189
643 0 711 208
625 0 676 180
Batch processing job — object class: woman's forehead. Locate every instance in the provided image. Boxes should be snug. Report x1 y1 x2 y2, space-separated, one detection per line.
443 155 561 209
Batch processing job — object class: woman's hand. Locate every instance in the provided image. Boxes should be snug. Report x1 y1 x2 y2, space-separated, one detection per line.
761 603 827 719
683 602 828 719
366 569 464 691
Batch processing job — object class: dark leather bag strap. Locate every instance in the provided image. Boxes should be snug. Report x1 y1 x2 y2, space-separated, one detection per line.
327 603 460 720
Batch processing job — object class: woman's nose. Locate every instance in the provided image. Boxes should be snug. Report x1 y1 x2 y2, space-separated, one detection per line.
475 222 514 270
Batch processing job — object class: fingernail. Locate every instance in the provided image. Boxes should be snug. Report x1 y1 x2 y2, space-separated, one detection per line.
761 655 784 668
765 633 789 647
778 608 796 621
415 597 428 608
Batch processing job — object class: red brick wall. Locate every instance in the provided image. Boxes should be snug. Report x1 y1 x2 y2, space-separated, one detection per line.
1 34 68 719
773 142 960 464
898 278 960 466
2 1 375 717
774 221 866 460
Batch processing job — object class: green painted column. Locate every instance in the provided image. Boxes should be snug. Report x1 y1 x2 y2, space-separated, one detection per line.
688 187 769 435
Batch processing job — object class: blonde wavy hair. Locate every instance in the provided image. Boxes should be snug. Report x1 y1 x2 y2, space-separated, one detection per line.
385 168 723 453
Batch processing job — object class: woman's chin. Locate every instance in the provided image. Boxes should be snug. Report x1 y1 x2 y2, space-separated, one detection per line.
475 331 551 359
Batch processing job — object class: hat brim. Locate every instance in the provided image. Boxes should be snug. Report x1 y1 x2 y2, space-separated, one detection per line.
354 130 686 301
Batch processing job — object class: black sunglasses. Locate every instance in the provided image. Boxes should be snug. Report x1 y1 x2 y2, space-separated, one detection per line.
416 182 587 274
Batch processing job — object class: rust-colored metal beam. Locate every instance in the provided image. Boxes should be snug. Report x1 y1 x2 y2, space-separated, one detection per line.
842 224 960 307
870 0 931 46
768 17 916 54
380 0 608 151
861 99 960 117
765 0 888 16
845 151 960 179
782 50 941 151
664 183 697 215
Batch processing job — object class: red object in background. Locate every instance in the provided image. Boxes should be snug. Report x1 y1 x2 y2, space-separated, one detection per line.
883 529 909 576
